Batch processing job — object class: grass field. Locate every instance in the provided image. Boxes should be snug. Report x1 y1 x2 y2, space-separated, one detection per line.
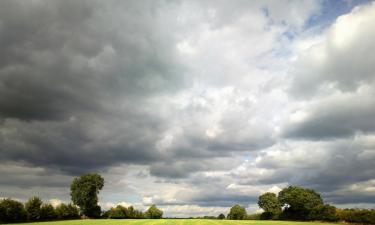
13 220 336 225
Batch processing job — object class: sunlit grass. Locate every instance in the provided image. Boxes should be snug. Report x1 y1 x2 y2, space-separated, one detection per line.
14 219 338 225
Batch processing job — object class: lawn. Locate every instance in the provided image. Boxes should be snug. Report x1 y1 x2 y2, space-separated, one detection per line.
13 220 337 225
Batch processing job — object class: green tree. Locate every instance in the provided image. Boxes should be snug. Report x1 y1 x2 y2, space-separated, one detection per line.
218 213 226 219
308 204 339 221
146 204 163 219
70 173 104 218
25 196 43 221
109 205 127 219
134 209 146 218
55 203 79 219
278 186 323 220
40 203 57 221
258 192 281 219
0 198 27 223
227 204 247 220
127 205 135 218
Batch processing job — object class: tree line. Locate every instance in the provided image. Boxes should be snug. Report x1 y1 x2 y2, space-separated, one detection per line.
0 173 163 223
1 173 374 224
222 185 375 224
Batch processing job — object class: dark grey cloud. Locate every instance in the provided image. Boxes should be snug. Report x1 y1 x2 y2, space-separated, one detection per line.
0 0 281 196
283 95 375 139
1 0 375 215
0 0 185 121
0 0 186 175
250 137 375 205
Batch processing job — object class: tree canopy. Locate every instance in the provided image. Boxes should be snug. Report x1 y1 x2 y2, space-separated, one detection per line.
146 204 163 219
227 204 246 220
278 186 323 220
25 196 43 221
0 198 27 223
258 192 282 219
70 173 104 218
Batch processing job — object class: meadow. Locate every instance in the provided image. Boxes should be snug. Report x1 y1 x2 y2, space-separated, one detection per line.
14 220 336 225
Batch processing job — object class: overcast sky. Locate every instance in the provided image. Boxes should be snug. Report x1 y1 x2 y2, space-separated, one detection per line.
1 0 375 217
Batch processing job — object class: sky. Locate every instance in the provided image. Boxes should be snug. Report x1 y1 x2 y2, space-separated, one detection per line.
0 0 375 217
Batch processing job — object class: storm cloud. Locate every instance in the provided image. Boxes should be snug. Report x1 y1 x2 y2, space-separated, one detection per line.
1 0 375 217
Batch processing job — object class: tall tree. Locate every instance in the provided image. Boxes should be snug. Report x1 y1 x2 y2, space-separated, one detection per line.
0 198 27 223
40 203 57 221
218 213 226 219
278 186 323 220
25 196 43 221
55 203 80 219
227 204 246 220
70 173 104 218
146 205 163 219
258 192 281 219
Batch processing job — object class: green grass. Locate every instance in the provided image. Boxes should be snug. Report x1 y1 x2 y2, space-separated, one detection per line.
13 219 338 225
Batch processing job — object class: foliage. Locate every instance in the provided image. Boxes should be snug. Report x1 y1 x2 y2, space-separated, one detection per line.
25 196 43 221
55 203 80 219
258 192 281 219
70 173 104 218
218 213 225 219
245 213 262 220
337 208 375 224
308 204 339 221
278 186 323 220
106 205 146 219
133 208 147 219
109 205 127 219
40 203 57 221
0 198 27 223
0 219 353 224
227 204 247 220
146 204 163 219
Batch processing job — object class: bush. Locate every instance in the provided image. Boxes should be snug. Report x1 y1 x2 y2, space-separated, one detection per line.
133 209 146 219
258 192 281 218
308 204 339 221
227 204 247 220
278 186 323 220
109 205 127 219
40 203 57 221
25 196 43 221
260 211 276 220
107 205 146 219
218 213 225 219
0 198 27 223
146 204 163 219
337 208 375 224
102 209 111 218
246 213 262 220
55 203 80 219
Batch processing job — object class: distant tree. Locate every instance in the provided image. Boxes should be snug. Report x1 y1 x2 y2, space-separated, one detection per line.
258 192 281 219
40 203 57 221
127 205 135 218
278 186 323 220
146 204 163 219
0 198 27 223
25 196 43 221
227 204 247 220
218 213 226 219
70 173 104 218
109 205 127 219
308 204 338 221
134 209 146 219
336 208 375 224
55 203 79 219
